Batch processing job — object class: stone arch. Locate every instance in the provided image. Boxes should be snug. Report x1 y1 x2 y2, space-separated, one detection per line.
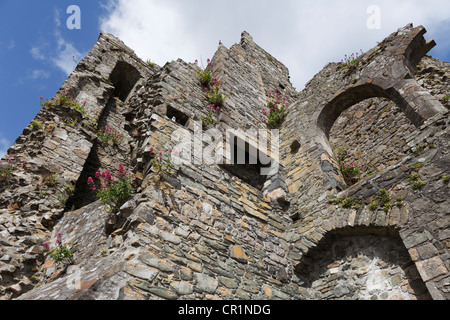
317 83 423 139
294 226 432 300
315 82 438 188
110 61 142 102
329 97 416 183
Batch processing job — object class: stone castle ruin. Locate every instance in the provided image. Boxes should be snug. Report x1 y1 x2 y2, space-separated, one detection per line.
0 23 449 300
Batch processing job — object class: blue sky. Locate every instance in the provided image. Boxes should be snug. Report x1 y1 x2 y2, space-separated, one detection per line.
1 0 449 157
0 0 107 157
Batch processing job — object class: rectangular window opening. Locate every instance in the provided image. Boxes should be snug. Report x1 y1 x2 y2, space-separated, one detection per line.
220 136 272 191
166 105 189 126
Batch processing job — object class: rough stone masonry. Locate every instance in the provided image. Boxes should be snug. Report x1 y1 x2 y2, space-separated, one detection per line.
0 23 449 300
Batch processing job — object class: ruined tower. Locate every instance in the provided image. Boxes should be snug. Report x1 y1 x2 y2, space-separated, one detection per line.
0 23 449 300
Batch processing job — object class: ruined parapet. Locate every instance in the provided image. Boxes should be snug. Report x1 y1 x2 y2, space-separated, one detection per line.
0 33 156 299
7 30 301 301
284 24 446 199
282 24 450 300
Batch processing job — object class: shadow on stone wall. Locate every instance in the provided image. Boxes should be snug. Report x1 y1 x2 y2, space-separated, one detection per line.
294 226 432 300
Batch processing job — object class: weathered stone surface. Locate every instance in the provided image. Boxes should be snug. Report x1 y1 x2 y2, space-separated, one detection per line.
1 24 449 301
124 261 159 282
171 281 193 295
141 285 179 300
229 245 249 264
195 273 218 294
416 257 447 282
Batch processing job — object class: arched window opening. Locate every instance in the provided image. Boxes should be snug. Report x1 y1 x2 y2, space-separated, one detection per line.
317 83 423 188
329 97 415 186
110 61 141 102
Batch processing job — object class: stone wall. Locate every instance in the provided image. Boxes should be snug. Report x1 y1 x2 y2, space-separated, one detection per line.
281 25 449 300
0 33 154 299
1 24 449 300
330 97 415 180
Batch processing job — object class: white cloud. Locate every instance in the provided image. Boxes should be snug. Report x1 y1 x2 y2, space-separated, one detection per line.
52 8 84 76
52 35 83 76
30 69 50 80
30 8 84 77
99 0 450 90
14 68 51 86
7 40 15 50
0 40 15 52
54 6 62 28
30 46 46 60
0 133 10 159
99 0 199 64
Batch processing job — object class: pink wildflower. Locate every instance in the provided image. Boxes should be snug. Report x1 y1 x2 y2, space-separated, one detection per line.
118 163 126 177
104 169 112 182
42 242 50 251
56 232 62 244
